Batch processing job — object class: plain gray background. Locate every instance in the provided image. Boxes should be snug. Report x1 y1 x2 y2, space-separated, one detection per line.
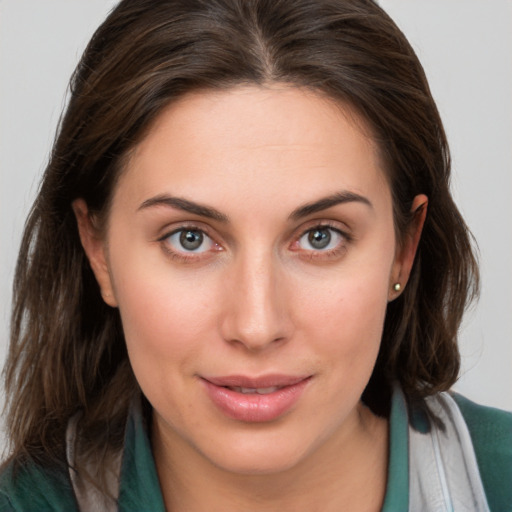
1 0 511 451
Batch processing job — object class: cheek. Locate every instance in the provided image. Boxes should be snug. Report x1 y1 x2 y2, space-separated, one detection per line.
303 283 387 352
107 240 221 378
293 253 393 364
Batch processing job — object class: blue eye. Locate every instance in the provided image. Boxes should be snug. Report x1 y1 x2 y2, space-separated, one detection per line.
166 229 214 253
299 227 343 251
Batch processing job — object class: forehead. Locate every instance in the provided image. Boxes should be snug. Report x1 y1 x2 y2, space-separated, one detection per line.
116 84 390 213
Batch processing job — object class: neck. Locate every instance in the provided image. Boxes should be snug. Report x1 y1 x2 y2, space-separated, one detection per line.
153 403 388 512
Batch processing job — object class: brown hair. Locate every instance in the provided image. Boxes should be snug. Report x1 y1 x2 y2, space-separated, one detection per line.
4 0 478 476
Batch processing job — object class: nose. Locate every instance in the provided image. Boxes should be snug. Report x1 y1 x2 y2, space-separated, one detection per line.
219 250 293 352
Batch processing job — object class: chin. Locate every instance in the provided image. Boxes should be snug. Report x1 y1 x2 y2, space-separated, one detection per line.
197 428 319 476
211 450 307 476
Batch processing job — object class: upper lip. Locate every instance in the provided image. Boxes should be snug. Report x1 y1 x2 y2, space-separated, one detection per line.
203 374 310 388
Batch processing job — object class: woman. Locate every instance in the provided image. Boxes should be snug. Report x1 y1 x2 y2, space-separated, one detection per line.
1 0 510 510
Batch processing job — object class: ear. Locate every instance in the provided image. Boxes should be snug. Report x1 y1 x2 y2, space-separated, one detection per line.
72 199 118 307
389 194 428 301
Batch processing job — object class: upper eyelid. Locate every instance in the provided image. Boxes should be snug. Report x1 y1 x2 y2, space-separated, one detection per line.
157 222 214 241
295 220 351 239
300 223 343 234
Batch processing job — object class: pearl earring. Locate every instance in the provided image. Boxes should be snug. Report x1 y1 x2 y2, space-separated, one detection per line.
393 283 401 292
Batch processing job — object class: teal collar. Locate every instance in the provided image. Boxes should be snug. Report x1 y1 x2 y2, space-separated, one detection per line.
116 390 409 511
117 400 166 511
381 386 409 511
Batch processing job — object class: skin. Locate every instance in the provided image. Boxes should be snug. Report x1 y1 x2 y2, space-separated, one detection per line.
74 85 427 511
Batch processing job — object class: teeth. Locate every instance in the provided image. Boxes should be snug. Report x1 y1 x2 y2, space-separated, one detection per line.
229 386 279 394
254 386 279 394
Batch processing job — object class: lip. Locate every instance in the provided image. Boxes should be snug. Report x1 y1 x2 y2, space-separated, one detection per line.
201 374 311 422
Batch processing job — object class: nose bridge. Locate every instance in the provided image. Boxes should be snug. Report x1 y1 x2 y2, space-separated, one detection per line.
221 246 290 350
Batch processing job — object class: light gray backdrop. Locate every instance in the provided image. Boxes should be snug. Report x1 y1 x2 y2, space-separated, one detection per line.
1 1 511 451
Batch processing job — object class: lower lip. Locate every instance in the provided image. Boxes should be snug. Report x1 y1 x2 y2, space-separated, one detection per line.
202 378 310 422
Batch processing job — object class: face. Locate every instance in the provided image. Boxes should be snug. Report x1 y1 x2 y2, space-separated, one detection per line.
76 85 422 476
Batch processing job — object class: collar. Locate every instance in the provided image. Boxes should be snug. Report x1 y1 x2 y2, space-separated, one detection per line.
116 390 410 512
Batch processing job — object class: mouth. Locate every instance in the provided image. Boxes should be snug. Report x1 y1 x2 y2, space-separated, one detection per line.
201 375 311 422
223 386 281 395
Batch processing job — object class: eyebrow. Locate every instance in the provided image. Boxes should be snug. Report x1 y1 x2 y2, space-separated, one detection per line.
289 191 373 220
138 190 372 222
138 194 229 222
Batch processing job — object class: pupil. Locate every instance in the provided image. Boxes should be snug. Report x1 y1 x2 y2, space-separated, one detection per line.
180 230 203 250
308 229 330 249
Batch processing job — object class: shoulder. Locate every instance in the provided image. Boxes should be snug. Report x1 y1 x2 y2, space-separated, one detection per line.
453 393 512 512
0 457 78 511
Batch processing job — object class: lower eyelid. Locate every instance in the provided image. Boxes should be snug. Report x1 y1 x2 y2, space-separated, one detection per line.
298 246 347 261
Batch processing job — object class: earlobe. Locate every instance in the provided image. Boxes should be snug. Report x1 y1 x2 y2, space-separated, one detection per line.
389 194 428 300
72 199 118 307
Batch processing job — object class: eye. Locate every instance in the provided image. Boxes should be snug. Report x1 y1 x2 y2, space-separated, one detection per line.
165 228 215 253
298 226 344 251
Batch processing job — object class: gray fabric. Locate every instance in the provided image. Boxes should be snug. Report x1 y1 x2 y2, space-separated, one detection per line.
66 413 121 512
409 392 490 511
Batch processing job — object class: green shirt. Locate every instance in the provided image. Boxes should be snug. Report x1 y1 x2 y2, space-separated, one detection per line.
1 390 511 511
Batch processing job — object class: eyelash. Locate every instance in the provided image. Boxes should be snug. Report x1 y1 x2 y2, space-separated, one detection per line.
292 222 351 261
157 222 351 263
